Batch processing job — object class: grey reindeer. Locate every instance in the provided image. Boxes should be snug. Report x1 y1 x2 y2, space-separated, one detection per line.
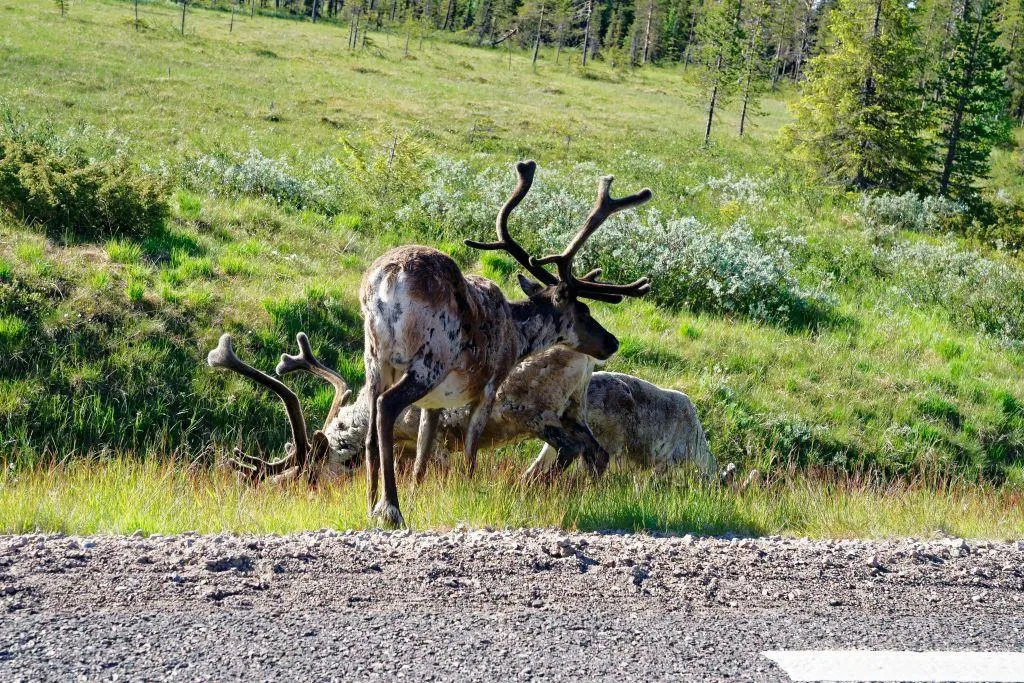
356 160 652 526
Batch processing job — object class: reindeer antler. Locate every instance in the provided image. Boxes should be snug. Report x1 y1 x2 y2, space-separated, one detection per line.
466 162 652 303
531 175 652 303
464 160 559 286
207 334 311 480
277 332 352 425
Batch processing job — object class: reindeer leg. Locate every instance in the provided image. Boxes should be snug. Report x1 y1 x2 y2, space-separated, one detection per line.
463 380 498 478
412 408 441 484
374 358 442 528
522 442 559 483
364 363 383 517
563 418 610 478
534 425 585 481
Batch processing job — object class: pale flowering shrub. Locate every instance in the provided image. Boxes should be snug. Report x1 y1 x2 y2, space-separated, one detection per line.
876 240 1024 345
696 173 764 204
181 149 340 211
414 159 830 325
538 210 831 324
859 191 966 237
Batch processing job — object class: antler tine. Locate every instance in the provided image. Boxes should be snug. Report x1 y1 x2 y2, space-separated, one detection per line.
530 174 652 301
207 333 311 475
276 332 352 425
465 160 559 286
230 447 298 482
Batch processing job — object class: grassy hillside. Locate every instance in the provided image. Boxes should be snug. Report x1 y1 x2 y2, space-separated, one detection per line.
3 0 1024 496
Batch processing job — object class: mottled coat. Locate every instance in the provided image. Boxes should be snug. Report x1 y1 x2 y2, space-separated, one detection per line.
316 347 715 479
523 371 716 478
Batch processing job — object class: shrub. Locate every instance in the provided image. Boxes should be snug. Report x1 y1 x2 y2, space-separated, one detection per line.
971 190 1024 252
876 240 1024 346
859 191 966 238
0 139 168 240
412 159 831 326
181 149 340 211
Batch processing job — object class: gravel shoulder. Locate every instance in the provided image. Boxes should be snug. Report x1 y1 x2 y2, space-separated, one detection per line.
2 530 1023 680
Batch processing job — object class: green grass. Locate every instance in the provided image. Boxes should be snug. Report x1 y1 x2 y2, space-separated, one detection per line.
2 456 1021 538
1 0 1024 536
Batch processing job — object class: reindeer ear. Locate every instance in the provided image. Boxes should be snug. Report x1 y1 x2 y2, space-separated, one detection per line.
517 273 544 298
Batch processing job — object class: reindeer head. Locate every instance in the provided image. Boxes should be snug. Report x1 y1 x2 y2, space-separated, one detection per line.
207 332 353 482
466 160 652 360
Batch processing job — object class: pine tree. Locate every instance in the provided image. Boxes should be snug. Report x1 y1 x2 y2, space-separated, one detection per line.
783 0 930 191
934 0 1012 198
696 0 745 146
738 0 772 134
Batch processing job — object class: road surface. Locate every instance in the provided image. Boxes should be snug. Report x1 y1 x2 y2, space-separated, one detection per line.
1 530 1022 680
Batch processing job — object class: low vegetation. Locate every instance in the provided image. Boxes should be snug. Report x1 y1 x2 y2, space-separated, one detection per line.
1 0 1024 535
3 458 1023 538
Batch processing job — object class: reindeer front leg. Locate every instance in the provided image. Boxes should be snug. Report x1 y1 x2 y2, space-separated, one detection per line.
463 380 498 477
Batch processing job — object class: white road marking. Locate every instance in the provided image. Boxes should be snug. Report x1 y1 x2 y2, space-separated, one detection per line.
763 650 1024 682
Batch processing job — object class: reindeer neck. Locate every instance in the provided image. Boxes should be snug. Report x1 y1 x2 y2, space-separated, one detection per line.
509 299 563 362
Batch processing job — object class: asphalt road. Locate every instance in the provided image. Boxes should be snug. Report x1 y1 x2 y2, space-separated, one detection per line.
2 530 1022 681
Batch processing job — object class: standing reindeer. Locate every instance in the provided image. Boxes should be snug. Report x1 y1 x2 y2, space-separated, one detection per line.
360 160 651 526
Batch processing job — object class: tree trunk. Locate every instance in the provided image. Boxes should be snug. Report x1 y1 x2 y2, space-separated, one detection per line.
135 0 140 30
476 0 492 45
311 0 319 22
854 0 883 189
641 0 654 64
682 0 702 69
532 0 546 69
793 0 812 82
582 0 594 66
770 35 784 89
442 0 455 29
555 20 564 63
939 0 988 196
230 4 235 31
703 84 718 147
181 0 187 35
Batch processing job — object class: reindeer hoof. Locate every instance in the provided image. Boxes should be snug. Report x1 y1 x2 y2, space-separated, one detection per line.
371 501 405 529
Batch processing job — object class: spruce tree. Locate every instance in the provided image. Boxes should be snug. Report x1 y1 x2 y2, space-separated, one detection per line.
933 0 1012 199
1005 0 1024 124
783 0 930 191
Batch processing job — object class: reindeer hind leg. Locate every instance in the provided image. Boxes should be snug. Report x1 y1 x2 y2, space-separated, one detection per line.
412 408 441 485
363 362 383 517
463 380 498 478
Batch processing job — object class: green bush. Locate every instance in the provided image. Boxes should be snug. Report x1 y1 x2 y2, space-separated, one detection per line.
0 139 168 240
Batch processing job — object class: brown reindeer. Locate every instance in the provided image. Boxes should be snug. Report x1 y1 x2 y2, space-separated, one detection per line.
359 160 651 526
208 334 607 483
209 336 715 484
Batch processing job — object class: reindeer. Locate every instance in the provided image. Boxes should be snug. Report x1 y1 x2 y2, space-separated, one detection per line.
209 336 714 485
358 160 651 526
521 367 717 481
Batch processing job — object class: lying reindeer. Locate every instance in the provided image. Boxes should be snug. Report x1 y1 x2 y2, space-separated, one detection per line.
209 334 715 482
